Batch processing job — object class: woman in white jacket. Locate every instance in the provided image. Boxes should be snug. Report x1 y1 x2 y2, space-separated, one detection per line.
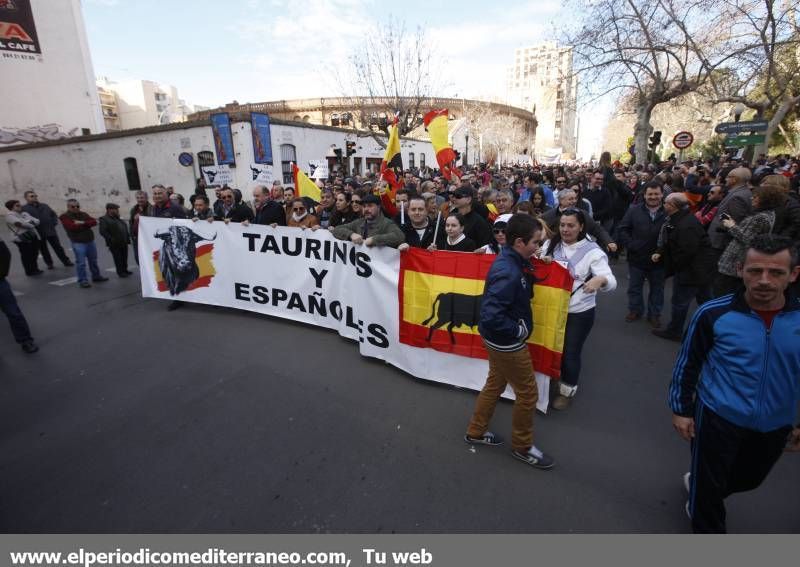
4 199 42 276
541 208 616 410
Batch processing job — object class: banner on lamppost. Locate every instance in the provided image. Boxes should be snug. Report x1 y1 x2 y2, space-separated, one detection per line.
210 113 236 166
250 112 274 165
0 0 41 56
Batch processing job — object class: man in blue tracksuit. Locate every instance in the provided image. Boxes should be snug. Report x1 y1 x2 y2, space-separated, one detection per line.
669 234 800 533
464 214 555 470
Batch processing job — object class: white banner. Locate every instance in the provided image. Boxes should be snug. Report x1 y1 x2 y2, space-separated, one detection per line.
138 218 553 410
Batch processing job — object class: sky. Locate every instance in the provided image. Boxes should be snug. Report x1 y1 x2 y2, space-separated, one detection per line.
83 0 612 158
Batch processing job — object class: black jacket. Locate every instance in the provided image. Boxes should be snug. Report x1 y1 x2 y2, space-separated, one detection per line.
215 203 254 223
98 214 131 248
661 208 714 286
616 203 666 269
541 207 614 249
21 202 60 237
602 166 634 221
459 209 492 247
0 240 10 280
775 192 800 241
401 219 442 249
253 201 286 226
584 186 613 222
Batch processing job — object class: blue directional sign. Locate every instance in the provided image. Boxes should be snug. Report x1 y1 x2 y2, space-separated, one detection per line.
178 152 194 167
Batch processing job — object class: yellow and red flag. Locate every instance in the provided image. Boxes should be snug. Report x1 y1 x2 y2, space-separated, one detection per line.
423 109 462 181
292 162 322 202
380 115 403 192
153 244 216 293
399 248 572 378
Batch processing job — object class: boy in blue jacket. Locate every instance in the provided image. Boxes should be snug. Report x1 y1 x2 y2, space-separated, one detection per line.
464 214 555 469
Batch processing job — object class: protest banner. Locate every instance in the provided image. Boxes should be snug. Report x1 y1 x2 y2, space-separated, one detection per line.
138 218 571 411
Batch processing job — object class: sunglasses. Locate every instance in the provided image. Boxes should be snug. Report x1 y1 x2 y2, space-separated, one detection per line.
351 200 362 205
493 228 506 234
293 207 306 212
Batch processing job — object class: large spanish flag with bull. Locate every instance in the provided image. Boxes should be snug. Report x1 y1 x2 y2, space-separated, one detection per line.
399 248 572 378
153 243 216 293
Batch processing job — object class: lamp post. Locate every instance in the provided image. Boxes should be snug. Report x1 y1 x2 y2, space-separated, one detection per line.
465 133 469 167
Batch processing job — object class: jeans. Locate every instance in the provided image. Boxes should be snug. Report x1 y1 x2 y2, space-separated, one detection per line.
667 282 697 335
71 241 101 283
0 278 33 344
627 265 665 317
561 308 596 387
466 346 538 452
37 232 71 266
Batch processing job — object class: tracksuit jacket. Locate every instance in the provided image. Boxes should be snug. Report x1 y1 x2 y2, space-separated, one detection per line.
669 291 800 432
478 246 534 352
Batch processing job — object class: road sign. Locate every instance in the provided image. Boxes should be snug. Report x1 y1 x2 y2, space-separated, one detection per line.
672 131 694 149
714 120 768 134
178 152 194 167
726 134 766 147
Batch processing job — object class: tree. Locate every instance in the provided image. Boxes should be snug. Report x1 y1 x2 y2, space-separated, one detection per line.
705 0 800 157
334 18 446 148
563 0 751 165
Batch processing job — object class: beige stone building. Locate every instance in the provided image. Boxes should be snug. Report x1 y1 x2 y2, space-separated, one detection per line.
505 42 578 158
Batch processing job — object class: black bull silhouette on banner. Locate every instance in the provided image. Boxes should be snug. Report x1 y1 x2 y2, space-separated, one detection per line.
155 226 216 296
422 292 483 344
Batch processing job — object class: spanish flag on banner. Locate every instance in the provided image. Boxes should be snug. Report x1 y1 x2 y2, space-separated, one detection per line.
423 109 462 181
153 244 216 293
292 162 322 202
380 115 403 191
398 248 572 378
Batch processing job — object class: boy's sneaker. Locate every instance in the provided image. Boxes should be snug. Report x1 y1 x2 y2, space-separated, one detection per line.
511 445 555 470
683 472 691 494
464 432 504 446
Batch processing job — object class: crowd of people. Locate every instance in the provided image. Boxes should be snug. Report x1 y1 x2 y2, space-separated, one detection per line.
3 150 800 534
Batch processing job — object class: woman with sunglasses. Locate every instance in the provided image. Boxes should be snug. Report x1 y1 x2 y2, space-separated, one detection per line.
286 198 319 229
541 208 617 411
476 214 511 254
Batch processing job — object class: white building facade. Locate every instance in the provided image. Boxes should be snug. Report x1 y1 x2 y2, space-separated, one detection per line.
0 0 105 147
505 42 578 159
96 78 195 131
0 118 434 215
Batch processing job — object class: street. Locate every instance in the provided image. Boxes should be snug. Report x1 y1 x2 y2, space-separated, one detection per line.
1 226 798 533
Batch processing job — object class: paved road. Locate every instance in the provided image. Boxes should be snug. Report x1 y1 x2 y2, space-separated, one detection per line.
1 225 798 533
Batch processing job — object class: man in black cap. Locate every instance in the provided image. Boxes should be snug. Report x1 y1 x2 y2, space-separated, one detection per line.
452 185 492 247
99 203 132 278
332 194 404 248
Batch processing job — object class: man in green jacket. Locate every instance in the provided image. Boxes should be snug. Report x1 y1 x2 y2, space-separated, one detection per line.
332 194 404 248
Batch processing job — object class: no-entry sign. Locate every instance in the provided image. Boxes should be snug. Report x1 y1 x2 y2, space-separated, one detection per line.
673 131 694 150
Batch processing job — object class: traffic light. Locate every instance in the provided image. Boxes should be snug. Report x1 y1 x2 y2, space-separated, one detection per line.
454 149 462 163
333 148 343 162
649 131 662 150
346 141 356 157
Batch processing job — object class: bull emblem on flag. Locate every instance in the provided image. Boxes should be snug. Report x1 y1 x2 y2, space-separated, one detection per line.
154 226 216 296
421 292 483 344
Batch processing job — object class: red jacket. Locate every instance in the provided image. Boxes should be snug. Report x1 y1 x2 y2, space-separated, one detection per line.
60 211 97 243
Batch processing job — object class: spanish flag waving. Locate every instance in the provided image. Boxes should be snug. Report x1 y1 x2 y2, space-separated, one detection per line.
399 248 572 378
380 115 403 191
292 162 321 202
423 109 462 181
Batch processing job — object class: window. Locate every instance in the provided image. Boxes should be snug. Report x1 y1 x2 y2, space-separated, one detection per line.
197 151 215 167
123 157 141 191
340 112 351 126
331 113 340 126
408 152 415 169
281 144 297 184
419 153 425 168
